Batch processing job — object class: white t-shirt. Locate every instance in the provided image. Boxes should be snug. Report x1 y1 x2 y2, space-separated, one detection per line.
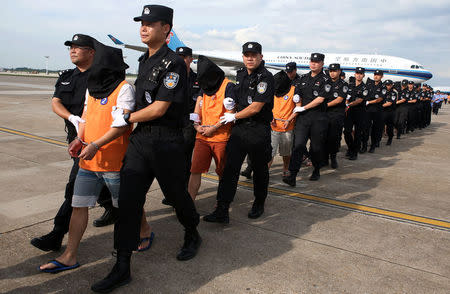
84 83 136 111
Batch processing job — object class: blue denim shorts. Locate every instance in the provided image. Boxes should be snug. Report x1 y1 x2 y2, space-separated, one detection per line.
72 168 120 208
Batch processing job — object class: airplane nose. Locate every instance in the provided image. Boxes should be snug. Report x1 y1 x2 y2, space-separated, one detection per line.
425 71 433 79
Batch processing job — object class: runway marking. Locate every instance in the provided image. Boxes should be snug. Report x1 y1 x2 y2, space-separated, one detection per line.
202 174 450 230
0 126 67 147
2 126 449 230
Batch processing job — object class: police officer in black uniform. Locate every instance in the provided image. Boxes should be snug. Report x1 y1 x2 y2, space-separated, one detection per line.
340 71 346 80
381 80 397 145
343 67 368 160
363 69 385 153
282 53 329 186
30 34 117 252
395 80 409 138
324 63 348 169
406 81 417 133
203 41 274 223
161 46 200 205
92 6 200 292
286 61 301 86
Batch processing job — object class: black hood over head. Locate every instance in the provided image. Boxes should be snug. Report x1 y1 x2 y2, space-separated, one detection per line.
197 55 225 96
88 40 129 99
274 70 291 97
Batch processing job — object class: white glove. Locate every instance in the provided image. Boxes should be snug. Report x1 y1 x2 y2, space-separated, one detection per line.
220 112 236 124
293 94 300 103
189 113 200 123
293 106 306 113
223 97 235 110
111 106 127 128
68 115 85 134
366 101 370 106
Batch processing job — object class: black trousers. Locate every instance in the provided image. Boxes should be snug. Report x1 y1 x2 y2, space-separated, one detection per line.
344 108 364 155
326 111 345 155
53 157 113 234
407 105 417 131
182 124 196 187
114 129 199 251
289 111 328 173
217 122 272 206
362 111 383 147
395 106 408 135
425 103 432 125
383 111 395 139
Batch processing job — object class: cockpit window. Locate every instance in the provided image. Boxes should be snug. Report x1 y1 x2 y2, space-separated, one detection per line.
411 65 415 68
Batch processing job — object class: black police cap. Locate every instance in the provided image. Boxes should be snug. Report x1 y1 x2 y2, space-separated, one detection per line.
374 69 384 75
340 71 346 77
285 62 297 72
134 5 173 26
242 42 262 54
402 79 408 85
310 53 325 62
176 46 192 56
385 79 393 85
408 80 414 85
329 63 341 71
64 34 95 49
355 67 365 74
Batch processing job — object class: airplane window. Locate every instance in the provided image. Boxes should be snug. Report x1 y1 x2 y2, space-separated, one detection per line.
410 65 415 69
420 66 424 69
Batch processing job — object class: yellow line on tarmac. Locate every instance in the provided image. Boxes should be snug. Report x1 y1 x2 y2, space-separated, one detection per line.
0 127 67 147
202 173 450 230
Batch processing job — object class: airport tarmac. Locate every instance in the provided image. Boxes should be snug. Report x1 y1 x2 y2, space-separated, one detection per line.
0 75 449 293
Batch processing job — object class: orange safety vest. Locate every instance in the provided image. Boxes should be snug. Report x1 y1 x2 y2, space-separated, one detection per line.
271 86 296 132
196 78 233 142
79 80 132 172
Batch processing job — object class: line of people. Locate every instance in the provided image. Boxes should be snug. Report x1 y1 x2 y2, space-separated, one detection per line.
31 4 440 293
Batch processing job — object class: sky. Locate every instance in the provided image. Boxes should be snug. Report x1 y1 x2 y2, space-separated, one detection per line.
1 0 450 86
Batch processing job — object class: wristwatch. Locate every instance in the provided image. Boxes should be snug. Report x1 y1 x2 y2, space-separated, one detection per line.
123 113 131 124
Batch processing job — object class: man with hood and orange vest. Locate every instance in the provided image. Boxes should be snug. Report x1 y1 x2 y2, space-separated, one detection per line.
268 70 296 179
38 42 134 274
188 56 235 200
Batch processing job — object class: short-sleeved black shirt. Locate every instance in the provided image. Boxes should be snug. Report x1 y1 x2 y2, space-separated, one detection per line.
134 44 188 129
294 71 330 113
347 81 369 111
405 89 415 105
53 68 89 141
326 78 349 113
366 82 386 112
188 69 201 113
234 61 274 123
383 89 397 112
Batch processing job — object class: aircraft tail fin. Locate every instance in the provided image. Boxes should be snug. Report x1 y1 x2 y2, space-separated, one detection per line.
107 34 124 45
166 30 186 51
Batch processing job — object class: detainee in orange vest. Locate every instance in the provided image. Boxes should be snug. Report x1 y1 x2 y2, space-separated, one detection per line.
188 56 235 200
268 70 297 178
39 43 135 273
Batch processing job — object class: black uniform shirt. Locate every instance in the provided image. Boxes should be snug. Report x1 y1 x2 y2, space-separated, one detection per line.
234 61 274 123
405 89 415 104
383 89 397 112
134 44 188 128
326 78 348 113
53 67 90 141
188 69 200 113
366 82 386 112
295 70 329 112
347 81 368 111
291 74 301 87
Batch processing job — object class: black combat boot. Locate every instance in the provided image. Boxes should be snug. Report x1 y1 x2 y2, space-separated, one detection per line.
359 142 367 154
282 171 296 187
203 202 230 223
30 231 64 252
93 207 119 227
309 168 320 181
176 229 202 261
91 250 132 293
349 152 358 160
330 153 338 169
368 145 376 153
386 137 393 145
240 166 252 179
248 200 265 219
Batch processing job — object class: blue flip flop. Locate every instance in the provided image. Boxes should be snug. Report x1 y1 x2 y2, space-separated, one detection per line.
39 260 80 273
137 232 155 252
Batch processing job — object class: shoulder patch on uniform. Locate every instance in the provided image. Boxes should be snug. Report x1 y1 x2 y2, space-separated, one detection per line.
257 82 267 94
343 85 348 93
363 90 368 96
163 72 179 89
382 89 387 95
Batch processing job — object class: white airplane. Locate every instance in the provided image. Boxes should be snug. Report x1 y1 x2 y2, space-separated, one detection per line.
108 30 433 84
